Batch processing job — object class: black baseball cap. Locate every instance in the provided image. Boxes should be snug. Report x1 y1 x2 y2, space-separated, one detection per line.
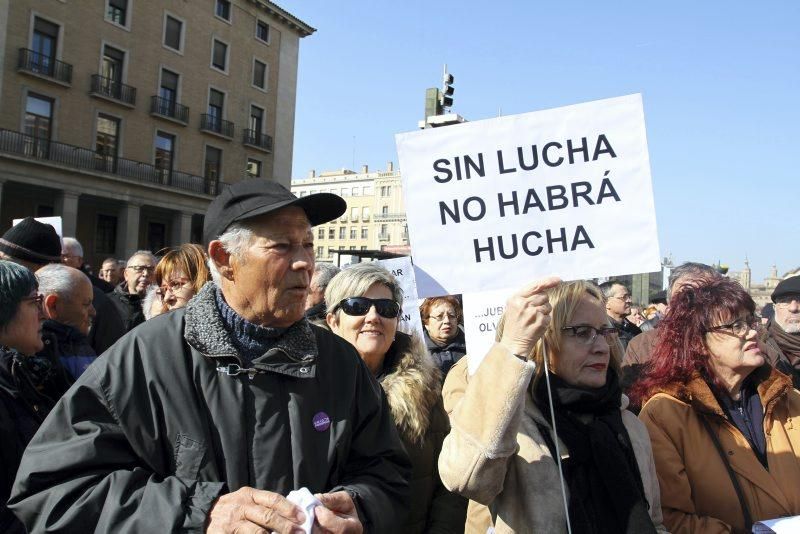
772 276 800 303
203 180 346 244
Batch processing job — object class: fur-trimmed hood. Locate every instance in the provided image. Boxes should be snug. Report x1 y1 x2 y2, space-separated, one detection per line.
380 332 442 444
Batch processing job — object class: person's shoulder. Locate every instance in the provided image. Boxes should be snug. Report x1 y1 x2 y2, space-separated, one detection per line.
639 389 692 425
309 323 364 367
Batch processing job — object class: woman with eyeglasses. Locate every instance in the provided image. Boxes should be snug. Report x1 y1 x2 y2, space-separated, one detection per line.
154 244 210 312
632 277 800 533
324 263 467 533
0 260 57 533
439 278 667 533
420 296 467 379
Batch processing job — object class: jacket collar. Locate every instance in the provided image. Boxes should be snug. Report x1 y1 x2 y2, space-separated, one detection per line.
42 320 86 343
183 282 318 378
423 327 466 352
114 282 141 302
652 366 792 421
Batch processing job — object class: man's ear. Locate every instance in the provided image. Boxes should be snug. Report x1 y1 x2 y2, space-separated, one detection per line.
208 241 235 281
42 293 58 320
325 311 338 332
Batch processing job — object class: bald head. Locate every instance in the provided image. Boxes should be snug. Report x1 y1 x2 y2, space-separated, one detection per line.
37 264 96 335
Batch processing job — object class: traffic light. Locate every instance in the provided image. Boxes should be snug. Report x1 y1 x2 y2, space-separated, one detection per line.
441 72 454 109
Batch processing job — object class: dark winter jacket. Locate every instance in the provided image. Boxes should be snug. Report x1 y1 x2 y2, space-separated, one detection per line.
108 282 145 332
8 282 411 533
0 349 58 534
424 327 467 380
38 320 97 379
609 316 642 351
380 333 467 533
88 285 126 354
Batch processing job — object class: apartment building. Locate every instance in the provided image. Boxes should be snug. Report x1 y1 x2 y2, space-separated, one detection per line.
290 164 410 262
0 0 312 268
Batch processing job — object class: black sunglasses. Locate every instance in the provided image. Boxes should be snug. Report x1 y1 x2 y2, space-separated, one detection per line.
335 297 401 319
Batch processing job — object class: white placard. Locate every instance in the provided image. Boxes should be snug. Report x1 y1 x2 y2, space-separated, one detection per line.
13 216 63 237
373 256 425 340
396 94 660 297
462 288 512 374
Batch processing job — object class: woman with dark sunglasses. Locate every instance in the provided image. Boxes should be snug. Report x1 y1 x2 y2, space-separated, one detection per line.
631 277 800 532
439 279 667 533
324 263 467 533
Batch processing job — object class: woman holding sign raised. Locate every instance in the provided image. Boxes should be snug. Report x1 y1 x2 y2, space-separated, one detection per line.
439 278 667 533
633 277 800 533
324 263 467 533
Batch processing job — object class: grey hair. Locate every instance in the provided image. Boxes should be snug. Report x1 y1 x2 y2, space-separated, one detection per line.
0 260 38 331
598 280 626 299
207 222 256 286
311 263 341 291
36 264 88 297
142 284 162 320
101 257 119 266
667 262 719 300
325 262 403 316
61 237 83 258
127 250 157 266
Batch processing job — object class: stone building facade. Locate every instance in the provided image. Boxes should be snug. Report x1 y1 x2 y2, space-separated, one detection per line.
290 164 410 262
0 0 312 268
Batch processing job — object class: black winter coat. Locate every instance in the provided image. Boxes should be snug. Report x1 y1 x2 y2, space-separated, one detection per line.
107 282 145 332
38 320 97 379
9 283 411 533
88 285 126 354
0 349 58 534
424 327 467 380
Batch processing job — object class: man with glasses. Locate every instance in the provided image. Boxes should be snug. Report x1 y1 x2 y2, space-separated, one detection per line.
108 250 156 332
10 181 410 533
764 276 800 387
598 280 641 350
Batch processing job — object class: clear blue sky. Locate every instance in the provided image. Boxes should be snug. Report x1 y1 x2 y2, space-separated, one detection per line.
281 0 799 281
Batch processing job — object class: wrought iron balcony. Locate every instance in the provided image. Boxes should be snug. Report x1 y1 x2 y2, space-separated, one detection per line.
242 129 273 152
17 48 73 85
90 74 136 106
0 128 218 195
150 96 189 124
200 114 234 139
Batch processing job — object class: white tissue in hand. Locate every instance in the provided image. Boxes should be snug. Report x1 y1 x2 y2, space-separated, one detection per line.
286 487 323 534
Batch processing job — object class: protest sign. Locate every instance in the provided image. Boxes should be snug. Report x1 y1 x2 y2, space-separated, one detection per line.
461 288 511 374
373 256 426 340
396 94 660 297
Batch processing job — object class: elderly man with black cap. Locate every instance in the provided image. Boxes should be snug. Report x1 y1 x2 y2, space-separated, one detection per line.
9 181 411 534
763 276 800 387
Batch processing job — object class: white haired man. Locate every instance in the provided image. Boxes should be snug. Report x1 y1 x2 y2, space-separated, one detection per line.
765 276 800 387
10 180 410 533
305 262 341 322
107 250 157 332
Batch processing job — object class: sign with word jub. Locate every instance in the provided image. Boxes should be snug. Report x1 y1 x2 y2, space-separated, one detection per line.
396 94 660 297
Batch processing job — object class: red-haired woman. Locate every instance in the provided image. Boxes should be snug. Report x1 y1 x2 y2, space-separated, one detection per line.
633 277 800 533
419 296 467 378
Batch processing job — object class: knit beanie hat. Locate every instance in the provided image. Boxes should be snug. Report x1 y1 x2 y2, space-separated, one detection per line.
0 217 62 265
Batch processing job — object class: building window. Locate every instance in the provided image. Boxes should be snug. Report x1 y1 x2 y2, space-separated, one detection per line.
100 45 125 90
246 158 262 178
363 185 373 195
350 227 357 239
253 59 267 90
340 188 349 197
360 246 367 251
208 88 224 127
361 206 370 220
95 215 117 253
31 17 59 75
380 185 392 196
318 228 325 240
328 228 335 239
327 248 334 258
106 0 129 27
159 68 179 110
256 20 270 43
380 224 388 237
350 207 358 221
316 246 324 258
339 227 346 239
361 227 368 239
95 114 120 169
24 93 53 156
351 187 359 196
211 39 228 72
154 131 175 174
205 146 222 181
250 105 264 133
164 15 183 52
381 205 389 215
215 0 231 21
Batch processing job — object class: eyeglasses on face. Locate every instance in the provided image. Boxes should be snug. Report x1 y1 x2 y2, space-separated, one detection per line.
561 325 618 345
706 316 759 338
774 295 800 309
335 297 401 319
160 278 191 295
430 312 457 322
127 265 155 274
21 294 44 310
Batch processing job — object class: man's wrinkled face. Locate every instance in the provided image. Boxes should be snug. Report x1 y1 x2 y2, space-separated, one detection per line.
61 247 82 269
124 255 156 296
775 293 800 334
49 275 96 336
605 284 631 318
227 207 315 328
99 261 121 285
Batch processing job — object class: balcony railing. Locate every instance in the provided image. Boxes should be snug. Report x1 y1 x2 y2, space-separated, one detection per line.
378 233 390 241
200 114 234 139
150 96 189 124
17 48 73 85
0 128 218 195
373 213 406 221
242 129 273 152
90 74 136 106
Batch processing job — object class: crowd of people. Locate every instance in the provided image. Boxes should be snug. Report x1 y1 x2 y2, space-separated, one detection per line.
1 178 799 533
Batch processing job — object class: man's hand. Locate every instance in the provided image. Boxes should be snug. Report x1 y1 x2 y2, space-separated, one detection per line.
312 491 363 534
206 486 306 534
499 276 561 359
